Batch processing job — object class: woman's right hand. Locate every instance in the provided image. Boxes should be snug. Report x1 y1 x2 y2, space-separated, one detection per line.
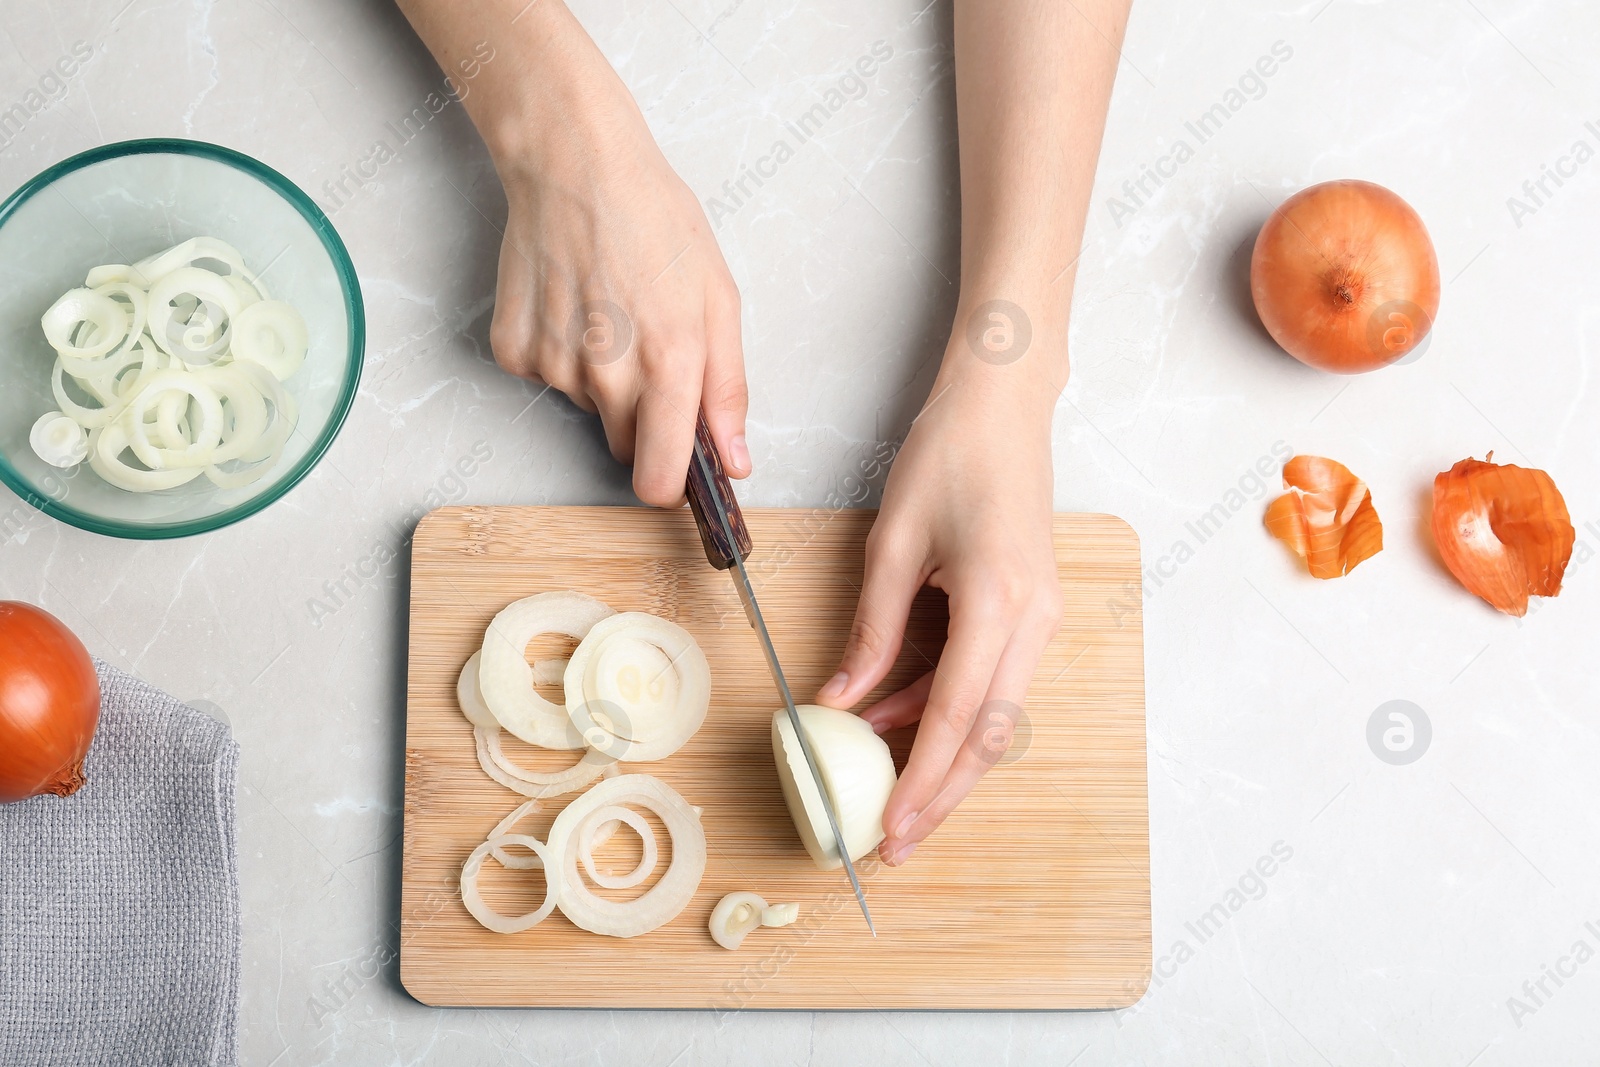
440 0 751 504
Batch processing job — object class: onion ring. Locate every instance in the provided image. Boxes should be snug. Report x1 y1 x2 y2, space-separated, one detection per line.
563 612 710 762
473 727 614 799
576 804 658 891
460 833 557 934
89 421 203 492
478 591 614 750
145 267 242 364
231 299 308 381
544 773 705 938
42 288 129 361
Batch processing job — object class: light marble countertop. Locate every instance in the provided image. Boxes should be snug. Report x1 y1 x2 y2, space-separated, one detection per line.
4 1 1598 1063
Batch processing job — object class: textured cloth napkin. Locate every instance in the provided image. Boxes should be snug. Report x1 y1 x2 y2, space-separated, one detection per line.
0 660 241 1066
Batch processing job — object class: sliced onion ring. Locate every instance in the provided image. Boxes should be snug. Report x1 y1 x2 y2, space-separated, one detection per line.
576 804 658 891
42 288 129 360
460 833 557 934
478 591 615 750
88 422 203 492
472 726 614 799
232 299 308 381
145 266 242 364
545 774 706 938
563 612 711 763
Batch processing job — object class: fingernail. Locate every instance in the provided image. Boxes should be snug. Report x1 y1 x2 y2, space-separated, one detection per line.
730 434 751 474
886 840 919 866
818 670 848 702
868 717 890 735
892 809 920 840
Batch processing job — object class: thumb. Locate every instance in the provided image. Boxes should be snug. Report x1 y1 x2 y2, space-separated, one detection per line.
817 529 924 709
702 281 750 477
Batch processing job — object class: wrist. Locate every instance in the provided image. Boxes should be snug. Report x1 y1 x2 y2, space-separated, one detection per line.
467 3 640 177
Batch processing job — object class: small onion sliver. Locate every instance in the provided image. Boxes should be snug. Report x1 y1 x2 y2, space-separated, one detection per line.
762 903 799 928
709 892 768 951
479 591 614 750
489 798 545 870
460 833 558 935
576 804 658 891
29 412 88 468
545 773 706 938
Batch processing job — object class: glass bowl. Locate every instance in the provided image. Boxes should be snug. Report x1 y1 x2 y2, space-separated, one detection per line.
0 139 363 538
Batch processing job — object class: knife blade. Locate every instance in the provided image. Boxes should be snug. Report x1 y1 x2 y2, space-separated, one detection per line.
683 413 876 935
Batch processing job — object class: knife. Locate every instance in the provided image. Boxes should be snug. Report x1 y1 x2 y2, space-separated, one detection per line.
683 411 876 935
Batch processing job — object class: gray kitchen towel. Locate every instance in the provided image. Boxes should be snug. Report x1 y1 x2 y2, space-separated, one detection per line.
0 659 240 1066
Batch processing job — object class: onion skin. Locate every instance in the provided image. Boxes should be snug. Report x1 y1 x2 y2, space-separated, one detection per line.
1251 180 1440 373
0 602 100 803
1263 455 1383 579
1431 457 1574 616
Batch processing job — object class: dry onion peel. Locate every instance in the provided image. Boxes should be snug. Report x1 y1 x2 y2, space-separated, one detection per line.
1264 455 1383 579
544 773 705 938
478 592 614 750
1431 455 1574 616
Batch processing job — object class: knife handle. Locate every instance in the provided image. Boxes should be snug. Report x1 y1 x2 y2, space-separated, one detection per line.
685 411 753 570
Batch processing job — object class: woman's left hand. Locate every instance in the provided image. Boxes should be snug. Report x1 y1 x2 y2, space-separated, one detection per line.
816 337 1064 867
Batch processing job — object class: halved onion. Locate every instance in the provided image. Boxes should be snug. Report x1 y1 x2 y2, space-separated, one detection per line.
478 592 614 750
544 773 706 938
562 612 710 762
1263 455 1383 578
772 705 897 871
1432 455 1574 616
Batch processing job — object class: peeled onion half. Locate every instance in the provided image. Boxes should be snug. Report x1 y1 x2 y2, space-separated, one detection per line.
771 705 897 870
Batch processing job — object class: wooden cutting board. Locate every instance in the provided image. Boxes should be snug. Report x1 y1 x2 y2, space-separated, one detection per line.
401 506 1149 1010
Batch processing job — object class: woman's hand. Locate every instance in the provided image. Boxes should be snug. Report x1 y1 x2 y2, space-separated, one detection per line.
816 339 1064 867
400 0 749 506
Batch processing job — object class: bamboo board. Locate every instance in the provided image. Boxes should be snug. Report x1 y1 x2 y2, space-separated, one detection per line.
401 506 1149 1010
